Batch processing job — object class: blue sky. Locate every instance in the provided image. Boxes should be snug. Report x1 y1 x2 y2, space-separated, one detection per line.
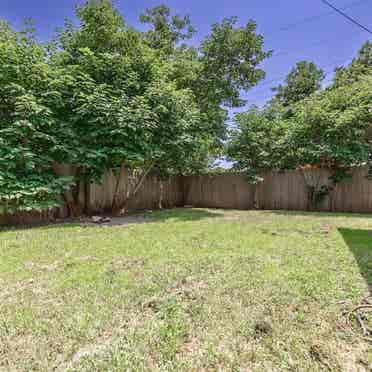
1 0 371 112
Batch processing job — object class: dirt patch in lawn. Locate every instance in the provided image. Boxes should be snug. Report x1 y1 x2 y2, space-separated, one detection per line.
81 215 149 227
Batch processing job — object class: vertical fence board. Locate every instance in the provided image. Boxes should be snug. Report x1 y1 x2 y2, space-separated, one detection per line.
185 166 372 213
4 166 372 226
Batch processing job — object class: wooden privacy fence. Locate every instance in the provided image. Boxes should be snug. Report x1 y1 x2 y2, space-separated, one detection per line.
88 170 184 212
183 173 256 210
52 164 184 216
0 167 184 225
184 166 372 213
2 166 372 225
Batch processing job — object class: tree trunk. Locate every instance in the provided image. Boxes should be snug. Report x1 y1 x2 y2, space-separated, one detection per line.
111 164 126 212
71 168 85 216
53 163 85 218
253 183 260 209
62 193 81 218
84 180 91 215
301 169 321 211
111 164 153 216
159 180 164 209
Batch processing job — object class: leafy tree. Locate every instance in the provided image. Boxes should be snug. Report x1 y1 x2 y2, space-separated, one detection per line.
199 18 270 107
287 74 372 169
227 106 292 181
334 41 372 87
51 1 213 214
0 0 270 216
272 61 325 106
140 4 196 54
52 1 270 214
229 74 372 187
142 8 271 155
57 0 138 57
0 22 73 214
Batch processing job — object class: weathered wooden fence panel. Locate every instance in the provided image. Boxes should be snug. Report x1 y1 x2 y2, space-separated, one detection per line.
255 169 332 211
184 166 372 213
89 171 184 213
331 167 372 213
183 174 255 210
0 168 184 225
3 166 372 225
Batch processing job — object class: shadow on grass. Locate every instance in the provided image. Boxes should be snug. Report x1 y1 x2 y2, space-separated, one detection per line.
0 208 223 232
339 228 372 294
270 210 372 219
147 208 224 222
0 221 82 233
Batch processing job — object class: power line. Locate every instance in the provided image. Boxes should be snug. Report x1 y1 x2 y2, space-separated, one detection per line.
273 29 363 59
230 0 371 107
320 0 372 34
258 1 367 67
265 0 368 38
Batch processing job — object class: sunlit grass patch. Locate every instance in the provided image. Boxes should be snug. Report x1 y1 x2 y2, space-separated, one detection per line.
1 209 372 370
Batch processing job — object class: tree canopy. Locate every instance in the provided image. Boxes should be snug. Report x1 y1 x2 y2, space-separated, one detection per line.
140 4 196 54
334 41 372 87
0 22 73 213
0 0 270 214
3 0 369 217
271 61 325 107
228 45 372 180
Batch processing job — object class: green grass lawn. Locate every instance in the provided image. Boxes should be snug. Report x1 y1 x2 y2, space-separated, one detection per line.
1 209 372 371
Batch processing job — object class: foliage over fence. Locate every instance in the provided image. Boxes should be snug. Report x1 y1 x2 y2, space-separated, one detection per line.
0 0 270 216
3 166 372 225
1 2 371 219
228 42 372 189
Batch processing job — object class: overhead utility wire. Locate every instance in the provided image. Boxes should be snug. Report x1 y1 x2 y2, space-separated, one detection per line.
234 0 370 106
273 29 363 58
265 0 368 37
320 0 372 34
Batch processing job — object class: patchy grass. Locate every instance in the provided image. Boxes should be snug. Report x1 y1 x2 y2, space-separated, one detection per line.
1 208 372 371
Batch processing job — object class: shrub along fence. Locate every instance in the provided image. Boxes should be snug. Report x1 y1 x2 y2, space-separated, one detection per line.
2 166 372 225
